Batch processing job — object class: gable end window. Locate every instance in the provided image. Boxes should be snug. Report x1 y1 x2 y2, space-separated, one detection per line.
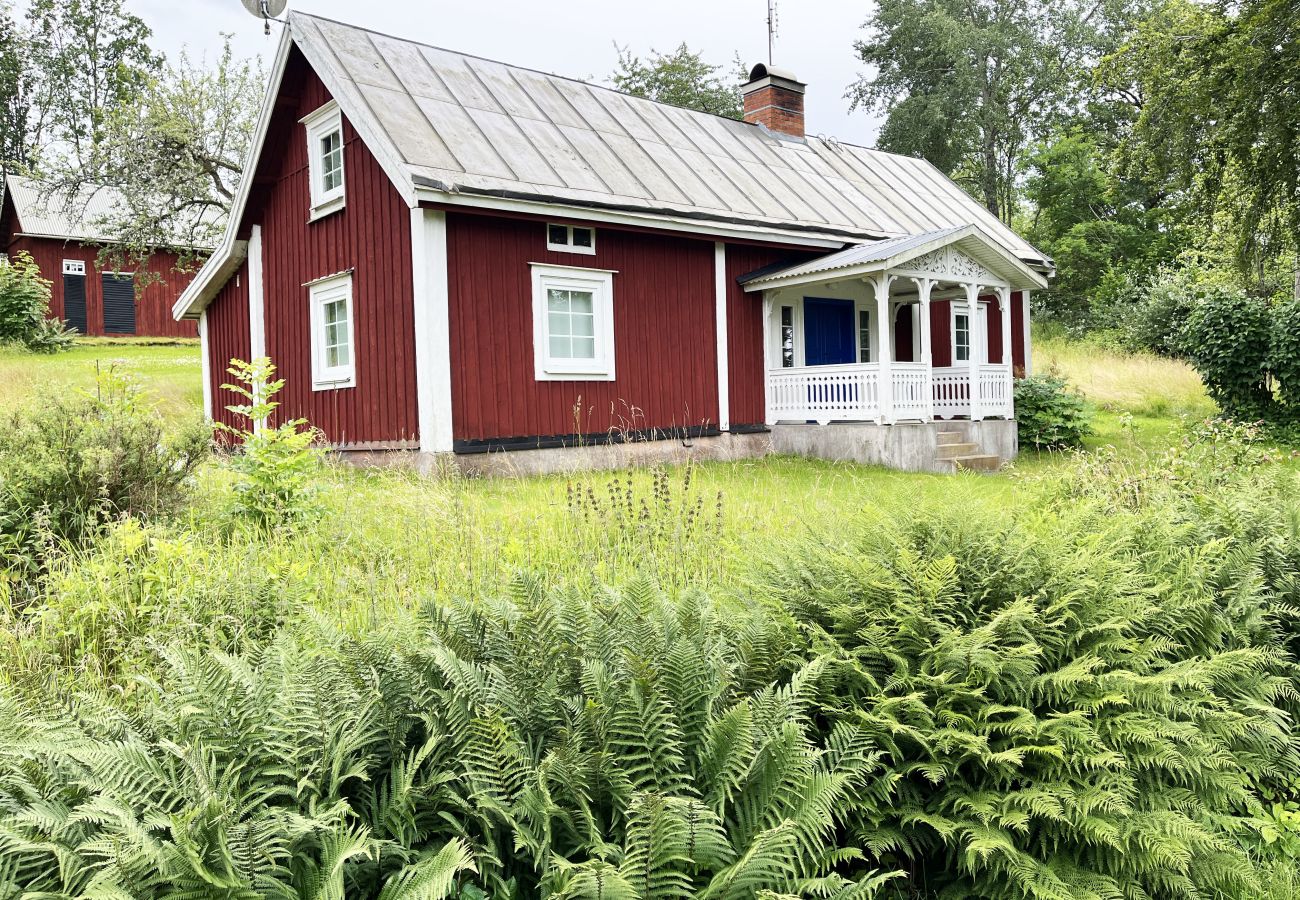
531 263 616 381
546 223 596 255
302 100 345 220
309 272 356 390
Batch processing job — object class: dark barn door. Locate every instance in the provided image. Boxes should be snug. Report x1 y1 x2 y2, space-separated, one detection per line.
802 297 856 366
62 271 87 333
101 273 136 335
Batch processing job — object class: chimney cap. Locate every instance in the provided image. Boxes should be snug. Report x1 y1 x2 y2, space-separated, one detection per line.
745 63 804 89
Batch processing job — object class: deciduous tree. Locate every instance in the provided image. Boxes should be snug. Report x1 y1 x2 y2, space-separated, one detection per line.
612 43 745 120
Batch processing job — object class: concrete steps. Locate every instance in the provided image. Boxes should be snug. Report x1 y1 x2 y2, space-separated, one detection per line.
936 430 1003 473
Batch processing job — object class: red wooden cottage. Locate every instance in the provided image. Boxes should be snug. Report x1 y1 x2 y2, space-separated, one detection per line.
174 13 1052 474
1 175 200 338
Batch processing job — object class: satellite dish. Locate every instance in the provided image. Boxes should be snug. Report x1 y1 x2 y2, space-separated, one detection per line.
241 0 287 34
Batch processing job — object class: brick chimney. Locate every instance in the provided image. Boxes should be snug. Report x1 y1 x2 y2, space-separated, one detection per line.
741 63 806 138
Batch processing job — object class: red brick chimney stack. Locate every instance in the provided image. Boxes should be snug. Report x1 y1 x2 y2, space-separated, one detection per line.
741 63 806 138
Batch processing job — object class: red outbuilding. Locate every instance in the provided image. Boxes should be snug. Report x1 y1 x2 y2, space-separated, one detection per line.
1 175 200 339
176 13 1053 474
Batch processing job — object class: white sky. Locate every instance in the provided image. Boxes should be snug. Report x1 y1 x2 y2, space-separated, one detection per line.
14 0 885 146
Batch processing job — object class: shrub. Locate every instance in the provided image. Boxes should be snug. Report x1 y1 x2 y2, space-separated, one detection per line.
0 372 208 596
0 251 71 352
219 357 324 529
1013 372 1091 449
1183 288 1275 418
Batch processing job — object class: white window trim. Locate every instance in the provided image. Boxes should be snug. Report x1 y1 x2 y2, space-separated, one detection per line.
952 302 971 363
531 263 616 381
301 100 345 221
952 301 989 364
545 223 596 255
309 272 356 391
62 259 86 275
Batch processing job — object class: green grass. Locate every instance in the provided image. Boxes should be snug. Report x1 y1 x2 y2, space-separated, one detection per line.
0 338 201 421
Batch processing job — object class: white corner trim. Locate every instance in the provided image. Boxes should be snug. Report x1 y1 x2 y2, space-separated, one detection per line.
412 208 454 453
248 224 266 362
198 310 213 421
714 242 730 432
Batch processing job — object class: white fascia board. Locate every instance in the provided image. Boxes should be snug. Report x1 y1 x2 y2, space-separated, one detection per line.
173 28 295 321
414 188 853 250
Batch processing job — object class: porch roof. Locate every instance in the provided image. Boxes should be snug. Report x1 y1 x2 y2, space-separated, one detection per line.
739 224 1050 293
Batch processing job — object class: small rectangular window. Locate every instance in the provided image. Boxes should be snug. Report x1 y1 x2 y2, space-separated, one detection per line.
310 272 355 390
302 101 345 219
546 222 597 255
780 305 795 368
858 309 871 363
954 309 971 362
532 263 615 380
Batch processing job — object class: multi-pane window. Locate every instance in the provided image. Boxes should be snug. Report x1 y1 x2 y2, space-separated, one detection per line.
858 309 871 363
531 264 615 380
954 309 971 362
319 129 343 194
546 288 597 361
304 101 345 217
310 273 355 389
780 305 795 367
546 223 596 255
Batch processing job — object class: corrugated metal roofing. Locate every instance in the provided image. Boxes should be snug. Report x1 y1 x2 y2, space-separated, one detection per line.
744 226 971 283
4 175 128 243
290 13 1050 267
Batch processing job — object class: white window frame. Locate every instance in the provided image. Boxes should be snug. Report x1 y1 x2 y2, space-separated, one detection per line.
951 302 988 364
302 100 346 221
62 259 86 276
531 263 616 381
545 223 596 255
308 272 356 390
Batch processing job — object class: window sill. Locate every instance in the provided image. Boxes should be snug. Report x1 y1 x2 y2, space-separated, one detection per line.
535 369 616 382
308 197 346 223
545 243 597 256
312 376 356 392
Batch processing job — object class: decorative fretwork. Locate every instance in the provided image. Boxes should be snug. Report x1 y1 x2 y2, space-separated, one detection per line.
893 246 1000 285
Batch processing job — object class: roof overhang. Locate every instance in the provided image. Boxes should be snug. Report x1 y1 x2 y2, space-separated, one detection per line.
741 224 1050 293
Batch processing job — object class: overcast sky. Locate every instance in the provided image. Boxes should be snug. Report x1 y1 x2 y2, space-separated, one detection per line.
16 0 886 146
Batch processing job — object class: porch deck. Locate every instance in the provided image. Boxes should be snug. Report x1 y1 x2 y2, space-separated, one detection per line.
767 362 1014 425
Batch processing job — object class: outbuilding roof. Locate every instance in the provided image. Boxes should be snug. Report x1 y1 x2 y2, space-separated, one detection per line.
291 12 1047 264
3 175 129 243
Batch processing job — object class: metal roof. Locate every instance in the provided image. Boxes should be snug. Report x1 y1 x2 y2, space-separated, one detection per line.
744 226 970 284
3 175 128 243
290 13 1050 267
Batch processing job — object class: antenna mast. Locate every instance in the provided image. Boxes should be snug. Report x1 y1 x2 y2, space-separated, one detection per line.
766 0 778 65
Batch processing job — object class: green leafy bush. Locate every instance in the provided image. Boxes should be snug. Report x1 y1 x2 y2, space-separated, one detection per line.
219 357 324 529
1013 372 1091 449
0 372 208 597
0 251 72 352
1183 289 1275 418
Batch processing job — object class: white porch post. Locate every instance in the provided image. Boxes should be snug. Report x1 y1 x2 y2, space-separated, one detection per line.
917 278 934 421
873 274 893 424
965 282 983 422
762 292 774 426
999 286 1013 367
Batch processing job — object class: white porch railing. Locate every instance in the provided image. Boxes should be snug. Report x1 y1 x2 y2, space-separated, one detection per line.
769 363 1013 424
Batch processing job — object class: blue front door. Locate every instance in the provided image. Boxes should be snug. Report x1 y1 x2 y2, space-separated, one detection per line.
803 297 856 366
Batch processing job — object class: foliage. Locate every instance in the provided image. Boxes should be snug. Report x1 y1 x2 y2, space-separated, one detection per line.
0 581 901 899
218 357 324 530
0 370 208 599
849 0 1129 222
1268 298 1300 413
1013 371 1091 449
0 250 69 352
1182 288 1275 418
763 493 1300 899
611 43 745 120
0 0 32 178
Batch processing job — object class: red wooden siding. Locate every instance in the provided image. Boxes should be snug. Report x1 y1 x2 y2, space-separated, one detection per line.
5 235 197 338
211 51 417 446
723 244 821 427
446 211 719 444
205 259 251 437
1011 290 1027 372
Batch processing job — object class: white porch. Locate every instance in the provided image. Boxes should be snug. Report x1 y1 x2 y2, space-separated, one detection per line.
743 225 1046 428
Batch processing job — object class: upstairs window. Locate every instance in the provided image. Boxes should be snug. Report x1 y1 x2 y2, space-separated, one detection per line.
302 100 345 219
309 272 355 390
531 263 615 380
546 223 596 255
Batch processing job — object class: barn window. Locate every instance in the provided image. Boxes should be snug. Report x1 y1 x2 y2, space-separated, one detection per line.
309 272 355 390
545 223 596 255
302 100 345 220
530 263 616 381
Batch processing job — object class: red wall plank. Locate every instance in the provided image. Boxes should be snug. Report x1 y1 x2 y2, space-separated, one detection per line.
5 235 197 338
446 211 720 443
1011 290 1027 373
205 259 251 437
